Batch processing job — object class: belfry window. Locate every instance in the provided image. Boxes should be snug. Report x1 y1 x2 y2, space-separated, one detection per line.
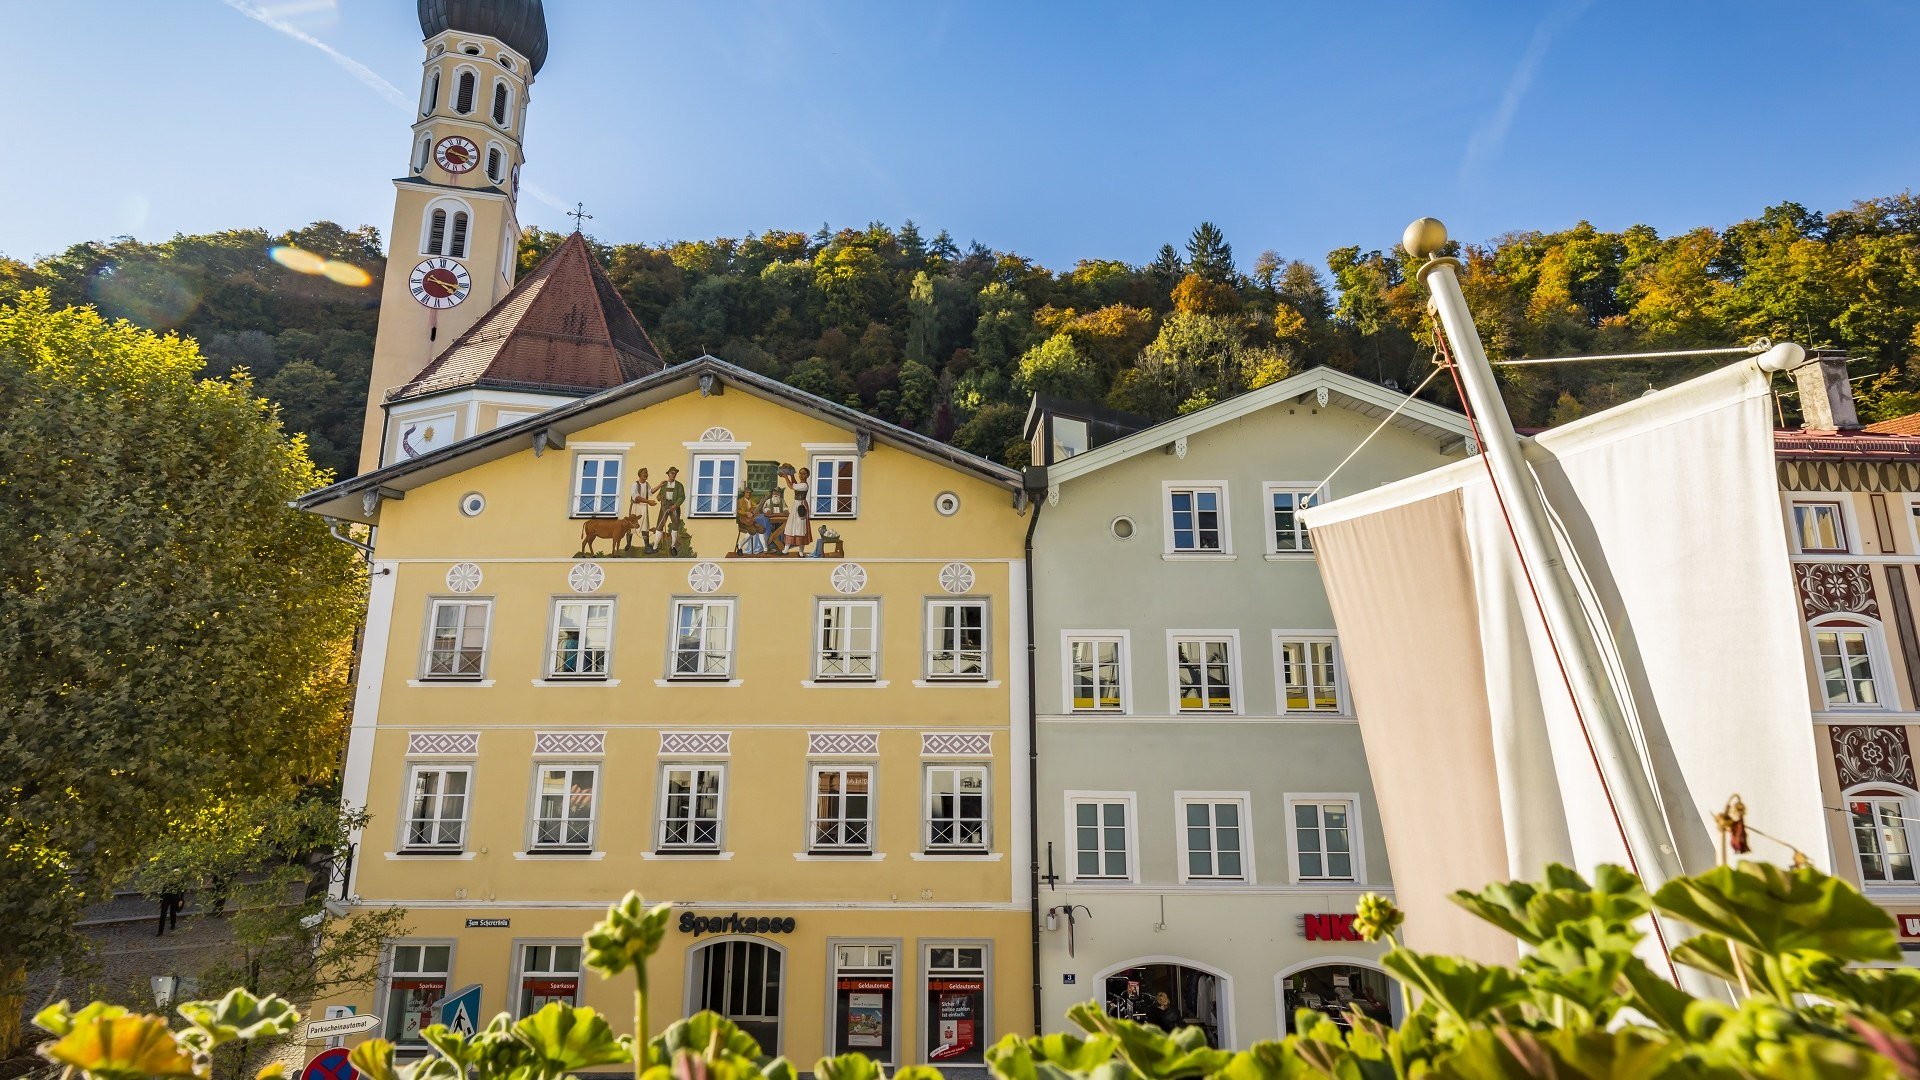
492 81 510 126
422 69 440 115
449 212 470 258
454 71 476 114
426 209 447 255
414 134 433 173
486 147 503 183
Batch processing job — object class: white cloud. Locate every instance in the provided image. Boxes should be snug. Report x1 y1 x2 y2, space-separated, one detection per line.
1459 0 1592 182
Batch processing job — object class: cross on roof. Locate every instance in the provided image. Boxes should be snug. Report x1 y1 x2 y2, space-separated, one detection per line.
566 202 592 233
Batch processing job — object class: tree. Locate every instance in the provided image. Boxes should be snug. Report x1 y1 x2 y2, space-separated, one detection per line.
1185 221 1235 282
1147 244 1184 293
1014 332 1100 401
0 292 364 1055
952 402 1027 466
904 271 939 366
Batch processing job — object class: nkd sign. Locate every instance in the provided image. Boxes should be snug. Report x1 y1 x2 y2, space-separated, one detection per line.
1300 913 1363 942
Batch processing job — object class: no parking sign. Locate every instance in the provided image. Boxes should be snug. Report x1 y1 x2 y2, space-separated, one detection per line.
301 1047 357 1080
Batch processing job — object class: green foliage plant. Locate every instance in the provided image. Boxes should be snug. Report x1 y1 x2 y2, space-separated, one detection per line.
36 862 1920 1080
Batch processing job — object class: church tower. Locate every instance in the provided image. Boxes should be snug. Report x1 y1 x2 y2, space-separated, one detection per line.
358 1 551 472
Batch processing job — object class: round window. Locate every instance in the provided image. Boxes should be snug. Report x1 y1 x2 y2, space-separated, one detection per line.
462 44 481 55
935 491 961 517
500 55 515 71
1110 516 1136 540
459 491 486 517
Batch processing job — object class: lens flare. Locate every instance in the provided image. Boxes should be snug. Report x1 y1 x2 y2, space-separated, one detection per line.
268 245 328 275
321 260 373 287
269 245 373 287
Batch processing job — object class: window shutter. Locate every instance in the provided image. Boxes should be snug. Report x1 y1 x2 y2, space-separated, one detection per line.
455 71 475 113
427 209 446 255
450 213 470 258
492 83 508 124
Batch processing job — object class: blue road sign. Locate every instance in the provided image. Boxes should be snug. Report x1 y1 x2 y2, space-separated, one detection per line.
437 983 484 1036
301 1047 356 1080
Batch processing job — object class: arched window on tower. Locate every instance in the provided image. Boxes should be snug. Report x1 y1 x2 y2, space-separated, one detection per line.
422 69 440 115
426 209 448 256
486 147 504 184
450 212 470 258
492 81 510 126
455 71 476 114
414 133 433 173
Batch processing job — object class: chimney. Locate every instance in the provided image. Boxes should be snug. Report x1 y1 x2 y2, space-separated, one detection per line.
1794 348 1860 431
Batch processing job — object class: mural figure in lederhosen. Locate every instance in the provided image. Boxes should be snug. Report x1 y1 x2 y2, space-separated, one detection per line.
656 466 687 556
627 467 656 554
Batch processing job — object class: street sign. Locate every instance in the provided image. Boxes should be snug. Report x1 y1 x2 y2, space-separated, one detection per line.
306 1014 382 1041
437 983 484 1036
300 1047 357 1080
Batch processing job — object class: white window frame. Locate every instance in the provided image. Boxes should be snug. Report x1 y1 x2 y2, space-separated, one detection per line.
1263 481 1320 557
571 452 625 518
1789 498 1851 554
420 68 441 116
1162 481 1233 557
419 196 475 257
657 764 726 851
512 941 584 1018
924 764 990 852
809 453 860 517
1062 631 1130 714
1809 616 1890 711
925 599 990 680
528 763 599 851
1175 791 1253 884
1273 632 1348 717
918 941 991 1066
414 131 433 172
1065 790 1138 884
451 65 479 114
422 597 492 679
546 599 614 680
1285 793 1364 884
485 141 507 185
815 599 880 680
401 764 473 852
491 77 514 128
1845 785 1920 888
669 597 737 679
1167 630 1242 715
689 452 744 518
808 764 875 852
382 940 455 1044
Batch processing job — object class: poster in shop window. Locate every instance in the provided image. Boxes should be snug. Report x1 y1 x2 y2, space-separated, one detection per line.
926 980 983 1064
835 978 893 1060
847 994 884 1047
522 978 579 1013
387 978 446 1042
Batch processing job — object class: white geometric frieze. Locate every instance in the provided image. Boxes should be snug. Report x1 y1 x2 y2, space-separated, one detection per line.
808 732 880 756
921 732 992 757
533 731 606 756
660 731 730 756
407 731 479 756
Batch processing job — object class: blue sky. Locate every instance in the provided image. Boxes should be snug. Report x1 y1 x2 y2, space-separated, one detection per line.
3 1 1917 271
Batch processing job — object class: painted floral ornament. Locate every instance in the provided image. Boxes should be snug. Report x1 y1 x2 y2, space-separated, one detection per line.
939 562 975 595
445 562 483 593
568 561 606 594
831 562 868 594
688 561 724 594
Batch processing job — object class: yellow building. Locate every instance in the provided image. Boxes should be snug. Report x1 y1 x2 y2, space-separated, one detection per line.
301 355 1040 1066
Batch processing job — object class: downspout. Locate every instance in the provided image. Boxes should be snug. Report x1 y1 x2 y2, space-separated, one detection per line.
1020 467 1048 1035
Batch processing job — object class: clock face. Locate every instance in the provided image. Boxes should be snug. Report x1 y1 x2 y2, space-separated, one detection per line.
434 136 479 173
409 258 472 309
511 163 521 197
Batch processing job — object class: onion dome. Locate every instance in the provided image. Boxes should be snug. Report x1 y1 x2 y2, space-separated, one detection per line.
418 0 549 74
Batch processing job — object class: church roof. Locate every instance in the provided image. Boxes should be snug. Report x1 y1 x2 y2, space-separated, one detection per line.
419 0 549 74
387 231 664 405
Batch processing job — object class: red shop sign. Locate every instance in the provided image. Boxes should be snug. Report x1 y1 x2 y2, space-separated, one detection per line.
838 979 893 991
1302 914 1364 942
928 979 983 992
1898 913 1920 938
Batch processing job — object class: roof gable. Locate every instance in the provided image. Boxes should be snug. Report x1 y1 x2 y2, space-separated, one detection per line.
389 231 664 404
299 355 1023 523
1044 366 1473 486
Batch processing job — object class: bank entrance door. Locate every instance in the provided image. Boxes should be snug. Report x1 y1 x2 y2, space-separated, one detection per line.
690 940 783 1051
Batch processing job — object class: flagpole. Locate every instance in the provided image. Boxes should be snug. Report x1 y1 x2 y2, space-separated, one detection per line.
1405 218 1730 987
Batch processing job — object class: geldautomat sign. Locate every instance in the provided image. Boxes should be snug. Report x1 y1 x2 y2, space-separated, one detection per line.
678 911 798 936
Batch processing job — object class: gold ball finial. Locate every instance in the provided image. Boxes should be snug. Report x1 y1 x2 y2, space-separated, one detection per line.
1403 217 1450 260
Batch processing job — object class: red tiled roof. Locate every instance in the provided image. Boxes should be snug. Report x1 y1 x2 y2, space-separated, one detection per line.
1864 412 1920 437
1773 427 1920 461
388 231 664 403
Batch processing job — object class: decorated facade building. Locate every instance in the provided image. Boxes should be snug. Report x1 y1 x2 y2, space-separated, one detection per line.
1776 353 1920 952
1023 371 1475 1045
303 2 1037 1068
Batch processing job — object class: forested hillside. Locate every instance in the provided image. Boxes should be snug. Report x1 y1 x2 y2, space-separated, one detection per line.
4 193 1917 479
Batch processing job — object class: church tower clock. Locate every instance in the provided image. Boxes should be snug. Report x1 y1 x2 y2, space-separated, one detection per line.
358 0 550 472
